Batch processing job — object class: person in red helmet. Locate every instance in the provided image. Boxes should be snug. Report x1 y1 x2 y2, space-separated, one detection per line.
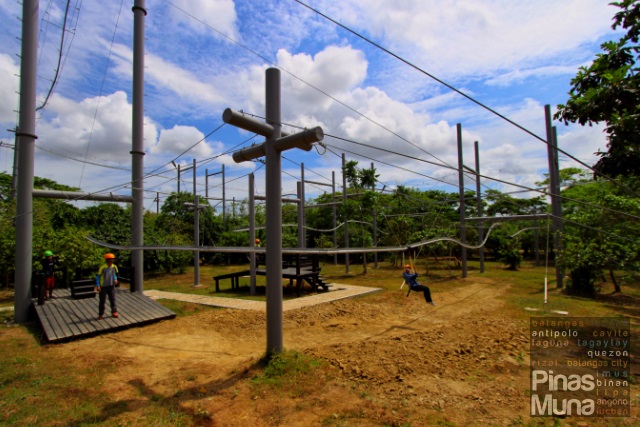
96 253 119 319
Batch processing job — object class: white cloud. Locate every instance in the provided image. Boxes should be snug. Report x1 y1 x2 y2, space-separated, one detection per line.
168 0 238 39
0 53 19 124
109 43 227 110
279 46 368 97
237 45 369 119
322 0 616 80
556 122 607 170
153 125 218 159
36 91 158 165
233 44 458 169
0 0 621 205
485 64 589 87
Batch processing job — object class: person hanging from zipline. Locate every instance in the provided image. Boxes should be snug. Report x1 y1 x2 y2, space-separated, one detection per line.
403 264 436 306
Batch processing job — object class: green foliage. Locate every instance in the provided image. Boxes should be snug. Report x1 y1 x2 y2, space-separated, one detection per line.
536 167 591 188
341 161 381 271
156 191 223 253
53 227 105 276
485 189 547 216
146 243 193 274
0 200 16 277
483 224 523 270
144 212 194 274
31 199 58 269
555 0 640 177
48 201 82 229
2 169 637 298
497 244 523 271
157 192 202 235
33 176 79 191
0 172 12 200
81 203 131 244
558 172 640 295
410 227 457 257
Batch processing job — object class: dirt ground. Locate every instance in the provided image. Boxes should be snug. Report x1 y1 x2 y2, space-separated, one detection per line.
40 277 638 426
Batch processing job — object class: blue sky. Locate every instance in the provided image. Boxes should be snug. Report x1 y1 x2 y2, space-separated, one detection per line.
0 0 620 212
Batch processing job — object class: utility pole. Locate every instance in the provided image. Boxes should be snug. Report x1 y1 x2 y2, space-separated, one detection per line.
205 165 226 220
224 68 323 355
332 171 337 265
371 162 379 269
456 124 467 278
474 141 485 273
130 0 146 293
300 164 306 247
297 181 305 248
342 153 349 273
545 105 564 289
249 173 257 296
190 159 201 287
14 0 38 322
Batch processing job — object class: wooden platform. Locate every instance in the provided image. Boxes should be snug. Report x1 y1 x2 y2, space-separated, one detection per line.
32 287 176 343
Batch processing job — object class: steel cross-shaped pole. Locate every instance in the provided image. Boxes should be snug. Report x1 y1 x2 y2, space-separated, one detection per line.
223 68 324 354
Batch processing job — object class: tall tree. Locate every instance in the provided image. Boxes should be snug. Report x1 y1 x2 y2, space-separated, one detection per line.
342 161 379 274
558 170 640 295
556 0 640 177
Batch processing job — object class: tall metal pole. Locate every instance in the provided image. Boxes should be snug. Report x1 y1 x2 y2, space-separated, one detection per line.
222 164 226 224
534 211 540 267
300 163 306 247
545 105 563 289
205 168 209 199
265 68 283 355
193 159 200 287
249 173 256 296
371 162 378 269
11 136 19 201
552 126 563 235
177 164 181 193
332 171 337 265
297 181 304 248
456 124 467 278
224 71 323 356
14 0 38 322
131 0 146 293
474 141 484 273
342 153 349 273
552 126 564 286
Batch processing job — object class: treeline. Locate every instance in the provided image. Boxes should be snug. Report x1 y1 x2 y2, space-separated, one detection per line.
0 165 638 296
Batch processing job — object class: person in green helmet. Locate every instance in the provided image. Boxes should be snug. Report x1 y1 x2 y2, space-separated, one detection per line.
41 250 59 299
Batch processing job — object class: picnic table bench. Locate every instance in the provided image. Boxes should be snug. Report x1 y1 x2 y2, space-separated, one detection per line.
213 255 331 296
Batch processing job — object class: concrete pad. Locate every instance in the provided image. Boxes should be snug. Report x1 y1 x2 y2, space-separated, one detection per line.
144 284 381 312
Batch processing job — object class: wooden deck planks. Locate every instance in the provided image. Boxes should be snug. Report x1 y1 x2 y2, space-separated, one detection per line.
33 288 175 343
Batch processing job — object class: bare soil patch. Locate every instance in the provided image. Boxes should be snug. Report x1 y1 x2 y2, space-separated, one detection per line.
33 277 638 426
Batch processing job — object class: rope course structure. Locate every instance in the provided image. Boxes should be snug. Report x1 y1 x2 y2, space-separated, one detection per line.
12 0 637 329
86 222 504 255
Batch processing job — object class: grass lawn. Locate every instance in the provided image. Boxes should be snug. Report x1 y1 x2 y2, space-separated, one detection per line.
0 258 637 426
